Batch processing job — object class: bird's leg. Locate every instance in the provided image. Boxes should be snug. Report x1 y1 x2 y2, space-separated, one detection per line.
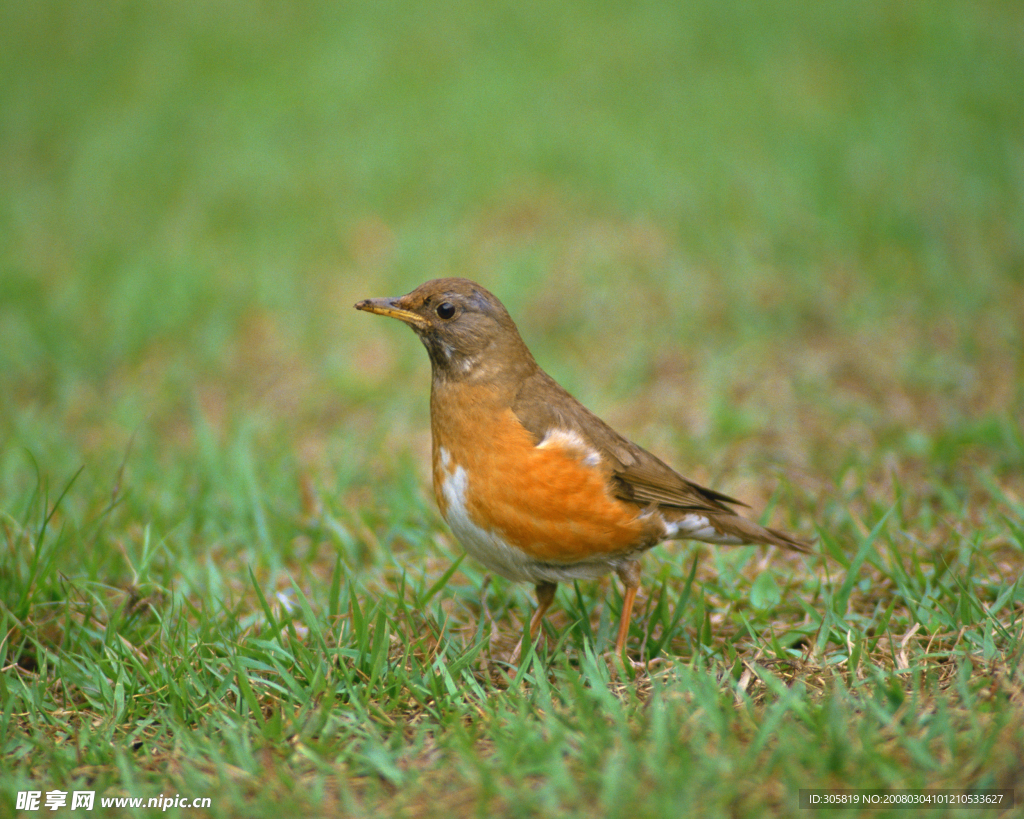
529 581 557 639
614 561 641 657
509 581 557 664
612 560 668 671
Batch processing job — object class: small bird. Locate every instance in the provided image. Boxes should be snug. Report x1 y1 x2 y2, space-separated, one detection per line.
356 278 809 664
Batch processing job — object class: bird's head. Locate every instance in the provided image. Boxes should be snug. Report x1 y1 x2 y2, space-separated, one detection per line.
355 277 535 383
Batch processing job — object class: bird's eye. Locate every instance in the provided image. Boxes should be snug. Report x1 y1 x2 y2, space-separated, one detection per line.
436 302 456 320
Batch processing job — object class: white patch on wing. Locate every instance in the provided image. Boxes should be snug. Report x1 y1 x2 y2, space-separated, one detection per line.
536 428 602 468
662 513 745 545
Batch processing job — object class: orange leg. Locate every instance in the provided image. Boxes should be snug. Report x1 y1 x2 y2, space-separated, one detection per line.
614 561 642 656
509 581 557 664
529 581 557 639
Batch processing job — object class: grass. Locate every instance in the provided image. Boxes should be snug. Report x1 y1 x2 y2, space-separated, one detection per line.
2 0 1023 816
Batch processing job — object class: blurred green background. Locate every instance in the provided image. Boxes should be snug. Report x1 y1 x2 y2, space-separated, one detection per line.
2 0 1024 536
4 0 1022 560
2 0 1022 555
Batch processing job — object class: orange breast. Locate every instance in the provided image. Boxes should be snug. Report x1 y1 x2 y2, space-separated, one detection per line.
431 389 649 565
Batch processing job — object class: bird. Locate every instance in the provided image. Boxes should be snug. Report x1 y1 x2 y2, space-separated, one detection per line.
355 277 809 665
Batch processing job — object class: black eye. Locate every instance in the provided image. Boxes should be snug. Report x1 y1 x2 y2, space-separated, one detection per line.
435 301 456 320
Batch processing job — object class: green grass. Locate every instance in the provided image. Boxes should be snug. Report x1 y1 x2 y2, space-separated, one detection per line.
2 0 1023 816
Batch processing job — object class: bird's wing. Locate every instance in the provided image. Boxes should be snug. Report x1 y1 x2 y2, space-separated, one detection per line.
510 369 747 516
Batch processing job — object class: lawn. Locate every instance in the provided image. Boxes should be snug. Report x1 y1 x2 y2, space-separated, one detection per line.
2 1 1023 817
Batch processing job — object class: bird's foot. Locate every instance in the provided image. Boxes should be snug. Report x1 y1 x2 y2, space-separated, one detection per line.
507 638 524 666
606 652 672 674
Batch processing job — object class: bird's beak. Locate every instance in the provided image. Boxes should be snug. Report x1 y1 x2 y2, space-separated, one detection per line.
354 297 429 328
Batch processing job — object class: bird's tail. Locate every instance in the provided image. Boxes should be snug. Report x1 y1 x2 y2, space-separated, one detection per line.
709 513 812 553
662 509 812 553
